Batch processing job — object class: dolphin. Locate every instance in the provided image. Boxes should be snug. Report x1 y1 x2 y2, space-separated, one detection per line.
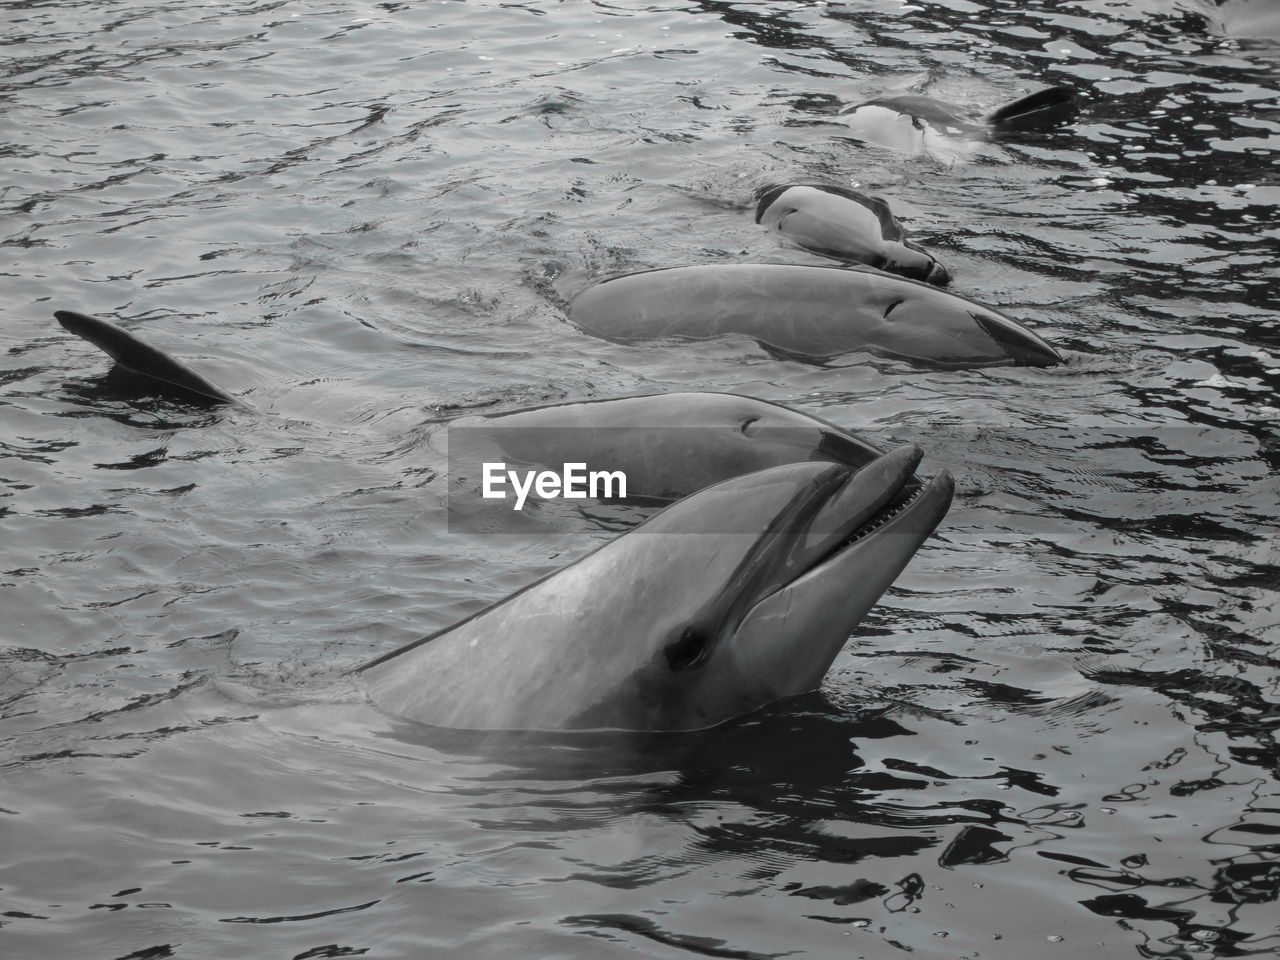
841 85 1077 158
755 183 951 284
567 263 1063 368
355 448 954 731
55 310 888 499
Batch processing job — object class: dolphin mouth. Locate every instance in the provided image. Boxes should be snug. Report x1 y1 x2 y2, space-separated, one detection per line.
745 445 948 609
805 462 949 579
832 476 927 549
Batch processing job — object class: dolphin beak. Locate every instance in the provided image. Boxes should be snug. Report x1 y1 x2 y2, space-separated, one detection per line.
804 444 923 552
975 312 1063 367
748 445 925 606
723 456 953 704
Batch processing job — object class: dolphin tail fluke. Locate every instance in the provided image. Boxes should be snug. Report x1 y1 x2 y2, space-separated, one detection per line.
985 85 1077 131
55 309 239 405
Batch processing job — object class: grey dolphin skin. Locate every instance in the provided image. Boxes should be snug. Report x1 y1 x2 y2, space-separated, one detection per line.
55 310 887 497
755 183 951 284
841 85 1077 155
356 449 954 732
55 309 239 405
568 263 1063 368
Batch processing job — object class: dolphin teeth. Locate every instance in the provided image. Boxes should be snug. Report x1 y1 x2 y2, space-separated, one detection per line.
837 482 925 548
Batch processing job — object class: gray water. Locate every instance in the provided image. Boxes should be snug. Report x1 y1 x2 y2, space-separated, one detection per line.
3 1 1279 957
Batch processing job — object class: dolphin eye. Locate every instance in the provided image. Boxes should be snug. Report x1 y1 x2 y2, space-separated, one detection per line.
665 626 712 671
739 417 760 436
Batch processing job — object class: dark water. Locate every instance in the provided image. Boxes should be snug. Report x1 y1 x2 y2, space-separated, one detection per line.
4 0 1279 957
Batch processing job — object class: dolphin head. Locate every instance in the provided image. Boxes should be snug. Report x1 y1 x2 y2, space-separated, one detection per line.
356 448 953 732
754 184 951 286
755 184 887 265
847 272 1064 368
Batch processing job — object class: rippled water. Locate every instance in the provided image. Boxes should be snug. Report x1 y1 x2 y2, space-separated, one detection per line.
4 1 1279 957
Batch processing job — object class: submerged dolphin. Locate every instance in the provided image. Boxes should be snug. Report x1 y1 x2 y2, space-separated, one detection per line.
356 449 953 731
55 310 887 498
568 263 1063 368
841 85 1077 158
755 183 950 284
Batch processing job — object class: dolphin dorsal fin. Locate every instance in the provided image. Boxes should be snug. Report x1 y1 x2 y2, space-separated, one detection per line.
55 310 239 406
985 85 1077 129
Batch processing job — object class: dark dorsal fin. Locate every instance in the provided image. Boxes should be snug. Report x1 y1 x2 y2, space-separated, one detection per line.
985 85 1077 130
55 310 239 405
